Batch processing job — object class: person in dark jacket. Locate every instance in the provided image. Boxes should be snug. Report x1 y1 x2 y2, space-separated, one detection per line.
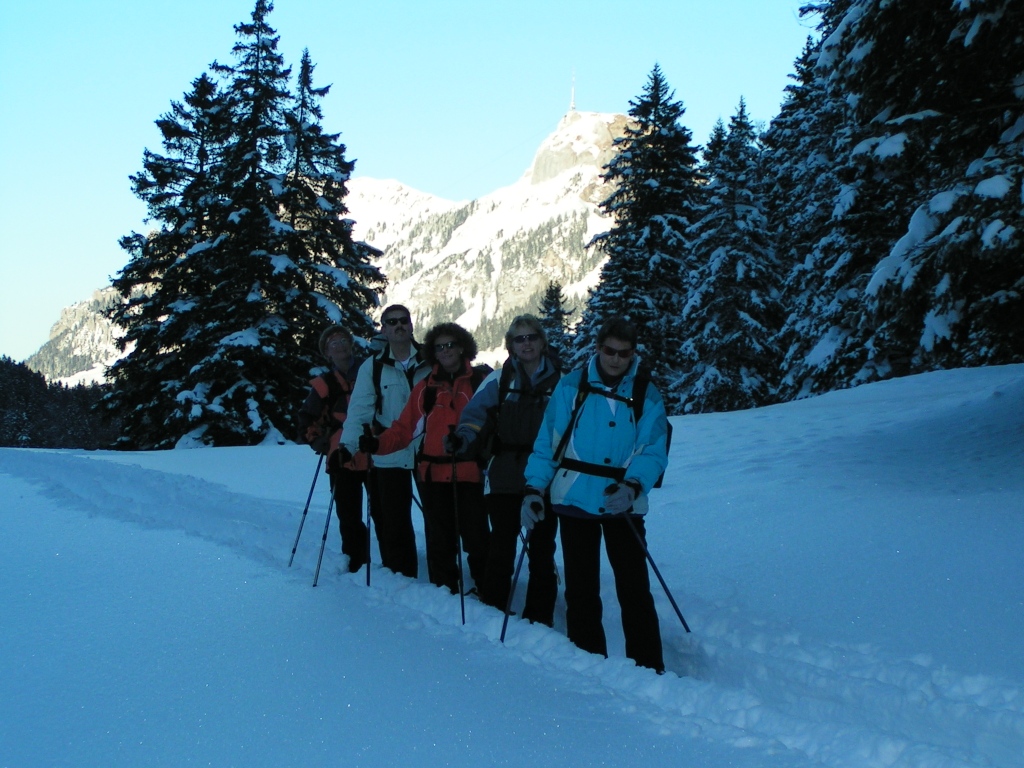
297 325 369 573
450 314 561 624
360 323 490 595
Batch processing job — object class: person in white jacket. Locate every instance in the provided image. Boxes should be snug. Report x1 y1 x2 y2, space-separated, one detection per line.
340 305 429 578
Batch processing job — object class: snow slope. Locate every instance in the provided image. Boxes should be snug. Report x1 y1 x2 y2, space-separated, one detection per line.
2 364 1023 767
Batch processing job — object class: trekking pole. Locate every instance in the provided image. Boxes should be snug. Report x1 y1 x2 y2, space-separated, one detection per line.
620 510 691 633
312 487 337 587
362 424 374 587
448 425 466 625
500 528 532 643
288 453 324 567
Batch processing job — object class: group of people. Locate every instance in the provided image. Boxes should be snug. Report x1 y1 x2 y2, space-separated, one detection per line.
296 305 670 673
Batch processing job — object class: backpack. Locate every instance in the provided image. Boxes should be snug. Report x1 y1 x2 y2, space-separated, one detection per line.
477 356 561 464
553 365 672 489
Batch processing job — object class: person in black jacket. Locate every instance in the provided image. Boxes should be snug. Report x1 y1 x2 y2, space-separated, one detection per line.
448 314 561 624
297 325 369 572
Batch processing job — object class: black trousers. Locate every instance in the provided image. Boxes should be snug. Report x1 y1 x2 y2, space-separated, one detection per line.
418 481 489 594
479 493 558 626
329 467 368 572
559 514 663 672
367 467 419 578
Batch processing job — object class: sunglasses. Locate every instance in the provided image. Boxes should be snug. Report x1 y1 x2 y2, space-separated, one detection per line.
383 316 411 326
600 345 635 359
434 341 460 351
513 333 540 344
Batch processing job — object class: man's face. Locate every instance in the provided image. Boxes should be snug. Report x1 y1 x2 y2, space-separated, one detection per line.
381 309 413 345
596 336 634 377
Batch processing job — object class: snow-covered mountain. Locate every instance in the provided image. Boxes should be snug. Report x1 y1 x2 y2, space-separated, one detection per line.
346 109 629 358
24 287 122 386
26 110 627 381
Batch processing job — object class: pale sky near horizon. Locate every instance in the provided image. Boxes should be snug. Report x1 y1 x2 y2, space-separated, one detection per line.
0 0 813 362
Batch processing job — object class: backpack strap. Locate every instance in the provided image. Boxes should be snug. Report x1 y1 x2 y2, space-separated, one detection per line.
550 370 649 485
371 356 386 417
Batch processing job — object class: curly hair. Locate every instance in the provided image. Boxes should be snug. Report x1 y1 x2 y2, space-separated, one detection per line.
423 322 478 366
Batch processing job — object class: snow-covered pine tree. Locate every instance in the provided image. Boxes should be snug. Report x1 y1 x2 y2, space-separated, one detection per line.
105 73 233 446
278 49 384 358
577 64 704 408
765 0 927 397
108 1 383 449
859 0 1024 371
536 280 575 366
761 30 849 400
675 99 782 413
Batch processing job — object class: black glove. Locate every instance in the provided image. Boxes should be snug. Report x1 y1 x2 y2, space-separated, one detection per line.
358 433 379 454
337 446 354 465
443 432 465 455
310 434 329 455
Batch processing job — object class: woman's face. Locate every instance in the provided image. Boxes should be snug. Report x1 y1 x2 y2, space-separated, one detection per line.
433 334 463 373
511 325 542 365
325 333 352 369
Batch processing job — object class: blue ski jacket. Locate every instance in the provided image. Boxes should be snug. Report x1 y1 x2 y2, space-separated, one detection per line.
524 353 669 517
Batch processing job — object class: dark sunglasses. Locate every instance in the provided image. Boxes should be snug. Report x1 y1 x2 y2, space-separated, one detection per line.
600 345 635 359
434 341 459 351
513 333 540 344
383 316 411 326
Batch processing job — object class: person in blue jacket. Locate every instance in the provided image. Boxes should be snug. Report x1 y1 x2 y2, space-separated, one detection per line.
522 316 669 672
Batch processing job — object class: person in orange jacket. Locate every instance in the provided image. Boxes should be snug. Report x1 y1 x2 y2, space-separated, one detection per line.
297 325 370 573
360 322 490 594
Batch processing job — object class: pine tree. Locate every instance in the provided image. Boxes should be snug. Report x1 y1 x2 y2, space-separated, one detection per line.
675 100 782 412
536 280 575 365
763 0 924 397
107 1 383 449
858 0 1024 370
577 65 705 405
761 30 850 399
105 72 232 444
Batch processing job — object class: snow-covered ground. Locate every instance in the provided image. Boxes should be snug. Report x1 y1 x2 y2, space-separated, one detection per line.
2 364 1022 767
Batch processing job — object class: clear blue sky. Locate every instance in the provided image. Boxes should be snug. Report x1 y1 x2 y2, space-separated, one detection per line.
0 0 813 362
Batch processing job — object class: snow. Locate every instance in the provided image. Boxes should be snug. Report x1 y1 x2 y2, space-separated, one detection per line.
2 364 1024 767
974 175 1012 199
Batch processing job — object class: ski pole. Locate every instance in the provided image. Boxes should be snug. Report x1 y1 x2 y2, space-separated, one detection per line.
363 424 374 587
500 527 532 643
448 425 466 625
620 510 690 633
288 453 324 567
312 488 337 587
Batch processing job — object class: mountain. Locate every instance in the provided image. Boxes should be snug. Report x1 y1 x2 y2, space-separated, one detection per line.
26 110 628 381
346 109 629 359
25 287 122 386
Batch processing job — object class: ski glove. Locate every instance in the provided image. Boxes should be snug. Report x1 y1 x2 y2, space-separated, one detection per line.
602 482 638 515
520 489 545 531
358 433 379 454
442 432 465 456
311 433 330 455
